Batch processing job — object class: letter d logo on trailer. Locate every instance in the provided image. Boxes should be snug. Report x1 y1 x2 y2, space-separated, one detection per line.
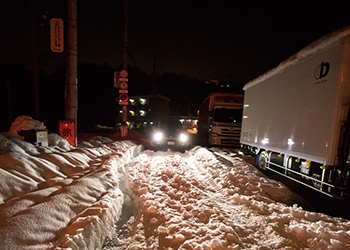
314 62 330 79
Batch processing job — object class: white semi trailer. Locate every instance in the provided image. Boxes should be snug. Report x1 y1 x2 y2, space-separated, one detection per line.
240 27 350 198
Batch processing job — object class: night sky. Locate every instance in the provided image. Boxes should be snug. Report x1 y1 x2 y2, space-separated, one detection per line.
2 0 350 84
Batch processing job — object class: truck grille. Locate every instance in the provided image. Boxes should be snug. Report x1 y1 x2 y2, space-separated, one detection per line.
220 128 240 136
211 125 241 146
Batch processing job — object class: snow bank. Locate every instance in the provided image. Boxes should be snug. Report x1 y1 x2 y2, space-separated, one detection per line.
0 116 142 250
118 147 350 249
1 116 350 249
8 115 46 138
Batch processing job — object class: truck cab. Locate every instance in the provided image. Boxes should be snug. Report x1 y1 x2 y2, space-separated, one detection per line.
198 93 243 147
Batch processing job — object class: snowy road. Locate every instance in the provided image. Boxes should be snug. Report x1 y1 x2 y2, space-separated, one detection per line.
1 124 350 249
103 147 350 250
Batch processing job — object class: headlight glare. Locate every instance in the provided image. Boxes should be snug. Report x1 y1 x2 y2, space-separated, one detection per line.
153 132 163 142
179 133 188 143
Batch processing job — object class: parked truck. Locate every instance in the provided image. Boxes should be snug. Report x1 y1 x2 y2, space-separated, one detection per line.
198 93 243 147
240 27 350 198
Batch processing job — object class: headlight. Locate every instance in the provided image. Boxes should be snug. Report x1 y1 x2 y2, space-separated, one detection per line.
179 133 188 143
153 132 163 142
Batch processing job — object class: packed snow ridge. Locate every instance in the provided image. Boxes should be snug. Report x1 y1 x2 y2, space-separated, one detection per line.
0 116 349 250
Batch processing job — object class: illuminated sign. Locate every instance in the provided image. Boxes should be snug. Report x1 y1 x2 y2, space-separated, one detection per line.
59 120 76 147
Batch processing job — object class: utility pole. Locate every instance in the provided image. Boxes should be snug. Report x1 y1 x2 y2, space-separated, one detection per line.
120 0 128 137
65 0 78 144
152 44 157 96
28 0 40 120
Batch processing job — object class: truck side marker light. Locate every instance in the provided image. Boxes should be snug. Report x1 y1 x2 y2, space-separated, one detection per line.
295 159 300 163
305 161 311 167
278 154 282 157
261 138 269 145
287 139 295 145
320 165 326 170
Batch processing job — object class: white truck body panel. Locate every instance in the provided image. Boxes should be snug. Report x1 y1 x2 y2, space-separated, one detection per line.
241 28 350 165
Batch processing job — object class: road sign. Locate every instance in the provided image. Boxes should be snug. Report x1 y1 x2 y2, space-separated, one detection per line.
50 18 64 53
119 89 128 93
119 93 128 102
120 81 128 90
119 69 128 78
114 71 120 88
59 120 76 146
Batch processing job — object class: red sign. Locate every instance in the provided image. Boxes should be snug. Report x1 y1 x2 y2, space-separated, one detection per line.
120 82 128 90
119 69 128 78
119 93 128 102
59 120 76 147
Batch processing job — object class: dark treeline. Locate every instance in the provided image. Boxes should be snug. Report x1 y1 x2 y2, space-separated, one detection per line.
0 62 243 132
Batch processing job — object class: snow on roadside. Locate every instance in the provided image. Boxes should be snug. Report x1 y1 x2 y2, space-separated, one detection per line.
0 117 141 250
117 147 350 250
1 116 350 250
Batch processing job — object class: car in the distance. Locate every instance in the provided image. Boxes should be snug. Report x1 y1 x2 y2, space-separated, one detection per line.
151 120 191 151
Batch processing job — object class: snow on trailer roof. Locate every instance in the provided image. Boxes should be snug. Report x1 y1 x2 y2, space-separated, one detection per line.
243 26 350 90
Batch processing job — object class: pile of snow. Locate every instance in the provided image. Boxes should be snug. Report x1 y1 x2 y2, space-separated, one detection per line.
1 116 350 249
8 115 46 138
0 116 142 249
109 148 350 249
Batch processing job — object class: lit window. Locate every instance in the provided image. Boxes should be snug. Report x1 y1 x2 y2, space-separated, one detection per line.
129 110 135 116
140 98 147 105
140 110 146 117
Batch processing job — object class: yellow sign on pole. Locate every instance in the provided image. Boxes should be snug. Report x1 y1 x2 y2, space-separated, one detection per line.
50 18 64 53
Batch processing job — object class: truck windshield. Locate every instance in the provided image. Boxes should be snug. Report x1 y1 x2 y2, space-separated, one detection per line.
213 108 243 123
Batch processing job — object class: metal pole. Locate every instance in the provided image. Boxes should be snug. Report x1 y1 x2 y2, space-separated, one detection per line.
65 0 78 143
28 0 40 120
121 0 128 137
123 0 128 71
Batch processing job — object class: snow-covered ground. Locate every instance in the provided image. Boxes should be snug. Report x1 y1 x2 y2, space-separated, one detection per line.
1 116 350 250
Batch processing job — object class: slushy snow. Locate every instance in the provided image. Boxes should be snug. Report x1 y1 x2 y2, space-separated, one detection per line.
0 116 350 250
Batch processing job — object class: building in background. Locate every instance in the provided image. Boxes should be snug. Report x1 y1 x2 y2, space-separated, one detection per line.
115 95 170 129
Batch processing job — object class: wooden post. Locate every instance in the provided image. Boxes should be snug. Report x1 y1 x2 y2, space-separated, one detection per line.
65 0 78 144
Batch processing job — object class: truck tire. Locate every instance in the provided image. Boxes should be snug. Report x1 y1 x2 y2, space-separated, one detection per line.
258 152 268 170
